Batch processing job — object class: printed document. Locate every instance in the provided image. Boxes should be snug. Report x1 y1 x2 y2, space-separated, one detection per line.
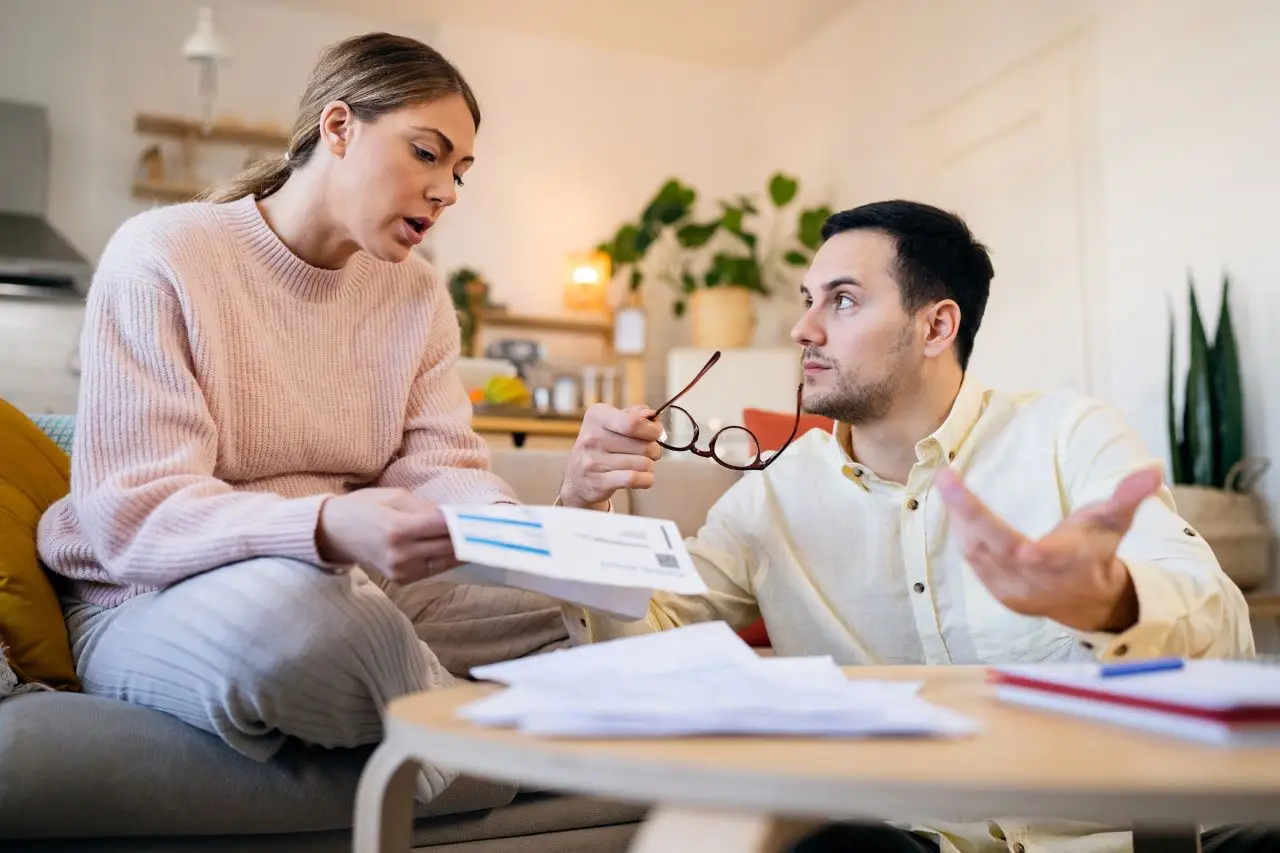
433 504 707 619
459 622 980 739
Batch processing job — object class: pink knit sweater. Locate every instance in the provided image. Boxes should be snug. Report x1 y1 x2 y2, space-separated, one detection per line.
38 195 514 607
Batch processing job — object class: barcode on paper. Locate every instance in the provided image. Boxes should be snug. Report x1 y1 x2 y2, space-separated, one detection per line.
655 553 679 569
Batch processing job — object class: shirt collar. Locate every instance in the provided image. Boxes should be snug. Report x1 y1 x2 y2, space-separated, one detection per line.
833 373 988 468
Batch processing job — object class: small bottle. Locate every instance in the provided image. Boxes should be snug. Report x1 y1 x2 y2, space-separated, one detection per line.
552 374 579 415
599 366 618 407
581 366 601 408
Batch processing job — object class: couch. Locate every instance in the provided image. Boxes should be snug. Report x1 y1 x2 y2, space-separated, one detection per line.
0 420 743 852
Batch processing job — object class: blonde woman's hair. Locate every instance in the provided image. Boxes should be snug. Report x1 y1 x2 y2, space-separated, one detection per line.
199 32 480 203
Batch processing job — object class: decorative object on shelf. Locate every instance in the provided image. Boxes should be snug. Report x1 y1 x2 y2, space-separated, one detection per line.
182 6 230 132
483 338 545 381
1166 270 1272 590
447 267 490 356
596 172 831 349
135 144 165 184
563 251 612 315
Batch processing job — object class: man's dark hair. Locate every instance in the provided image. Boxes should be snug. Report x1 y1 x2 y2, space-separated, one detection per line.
820 200 994 370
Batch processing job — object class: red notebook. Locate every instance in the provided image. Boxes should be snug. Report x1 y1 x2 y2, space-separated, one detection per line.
988 660 1280 746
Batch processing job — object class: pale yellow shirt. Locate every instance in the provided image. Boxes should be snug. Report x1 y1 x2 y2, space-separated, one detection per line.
565 376 1255 853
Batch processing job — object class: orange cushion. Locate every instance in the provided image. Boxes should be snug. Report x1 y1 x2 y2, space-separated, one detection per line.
742 408 834 452
734 408 834 647
0 399 79 691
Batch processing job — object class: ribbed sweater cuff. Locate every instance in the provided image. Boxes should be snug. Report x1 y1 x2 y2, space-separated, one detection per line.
243 492 331 567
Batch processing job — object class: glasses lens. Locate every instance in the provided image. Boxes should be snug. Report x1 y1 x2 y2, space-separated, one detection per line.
657 405 697 450
708 425 762 469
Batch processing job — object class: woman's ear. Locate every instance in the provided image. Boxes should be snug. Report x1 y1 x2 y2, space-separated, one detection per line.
318 100 354 157
922 299 961 360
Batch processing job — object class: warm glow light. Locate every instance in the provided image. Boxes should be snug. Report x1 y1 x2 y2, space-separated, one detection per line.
563 251 612 314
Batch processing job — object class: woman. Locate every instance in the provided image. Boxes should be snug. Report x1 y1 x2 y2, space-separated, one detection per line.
37 32 567 800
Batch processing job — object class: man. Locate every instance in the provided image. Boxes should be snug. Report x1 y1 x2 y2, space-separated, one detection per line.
554 201 1260 853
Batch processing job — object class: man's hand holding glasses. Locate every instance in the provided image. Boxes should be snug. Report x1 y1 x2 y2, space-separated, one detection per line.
556 404 664 511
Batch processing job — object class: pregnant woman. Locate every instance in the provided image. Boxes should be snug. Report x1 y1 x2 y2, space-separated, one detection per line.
37 32 566 800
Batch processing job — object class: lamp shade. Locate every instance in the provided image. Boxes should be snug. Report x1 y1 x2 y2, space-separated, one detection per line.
563 251 611 314
183 6 228 62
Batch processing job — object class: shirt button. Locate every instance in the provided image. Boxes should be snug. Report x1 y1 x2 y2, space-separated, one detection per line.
913 582 925 593
1114 643 1129 656
906 497 919 510
1183 527 1196 537
1012 844 1026 853
948 451 956 461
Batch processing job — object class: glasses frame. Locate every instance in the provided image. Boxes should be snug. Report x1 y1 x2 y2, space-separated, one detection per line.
648 350 804 472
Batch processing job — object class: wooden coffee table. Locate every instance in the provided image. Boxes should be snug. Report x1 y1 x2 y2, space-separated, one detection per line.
354 666 1280 853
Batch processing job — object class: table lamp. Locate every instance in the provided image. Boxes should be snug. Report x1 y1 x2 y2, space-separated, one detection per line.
563 251 611 315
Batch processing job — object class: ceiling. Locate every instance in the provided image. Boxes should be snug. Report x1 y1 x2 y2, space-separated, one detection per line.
253 0 857 70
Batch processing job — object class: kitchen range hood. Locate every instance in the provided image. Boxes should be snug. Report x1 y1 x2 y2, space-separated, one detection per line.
0 99 94 300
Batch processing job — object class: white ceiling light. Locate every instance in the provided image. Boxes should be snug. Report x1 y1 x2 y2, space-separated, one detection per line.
183 6 229 129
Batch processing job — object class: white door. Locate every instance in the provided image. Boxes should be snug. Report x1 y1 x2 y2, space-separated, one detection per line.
902 31 1103 396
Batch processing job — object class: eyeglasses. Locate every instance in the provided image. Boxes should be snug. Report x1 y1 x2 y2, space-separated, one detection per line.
649 350 803 471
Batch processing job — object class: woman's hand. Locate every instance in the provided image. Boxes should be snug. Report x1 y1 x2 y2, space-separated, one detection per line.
316 488 460 583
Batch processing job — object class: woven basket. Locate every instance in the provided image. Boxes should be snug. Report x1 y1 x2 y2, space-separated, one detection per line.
1169 459 1274 591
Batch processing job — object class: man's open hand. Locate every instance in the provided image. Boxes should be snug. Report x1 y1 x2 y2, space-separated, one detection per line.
935 466 1164 633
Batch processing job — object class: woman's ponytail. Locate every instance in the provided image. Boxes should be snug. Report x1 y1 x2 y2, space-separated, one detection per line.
197 154 292 204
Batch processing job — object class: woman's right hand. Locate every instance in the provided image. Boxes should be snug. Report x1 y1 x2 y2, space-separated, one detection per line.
316 488 459 584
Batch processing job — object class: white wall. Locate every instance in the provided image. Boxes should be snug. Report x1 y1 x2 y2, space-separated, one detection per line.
0 0 758 404
757 0 1280 542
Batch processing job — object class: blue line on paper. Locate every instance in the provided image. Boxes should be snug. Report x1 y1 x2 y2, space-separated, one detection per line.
464 536 552 556
455 513 543 529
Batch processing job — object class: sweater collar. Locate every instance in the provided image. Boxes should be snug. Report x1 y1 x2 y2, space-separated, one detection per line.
218 194 370 300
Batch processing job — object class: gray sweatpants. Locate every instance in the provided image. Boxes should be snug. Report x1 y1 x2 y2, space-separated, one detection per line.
63 557 569 800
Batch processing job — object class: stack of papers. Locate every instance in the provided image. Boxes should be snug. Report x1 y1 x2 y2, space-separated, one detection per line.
434 504 707 619
990 660 1280 746
459 622 980 739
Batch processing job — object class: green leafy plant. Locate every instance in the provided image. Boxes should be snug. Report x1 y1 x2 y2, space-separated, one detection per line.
596 173 832 317
1167 271 1245 489
447 266 487 355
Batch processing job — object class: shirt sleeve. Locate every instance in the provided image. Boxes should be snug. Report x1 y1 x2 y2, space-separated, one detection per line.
1057 398 1255 660
374 271 515 507
564 475 763 644
61 278 337 589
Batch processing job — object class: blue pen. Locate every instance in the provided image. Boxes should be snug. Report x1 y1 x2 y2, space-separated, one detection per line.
1099 657 1184 678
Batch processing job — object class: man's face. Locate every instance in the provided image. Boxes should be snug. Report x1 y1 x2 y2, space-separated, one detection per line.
789 229 920 425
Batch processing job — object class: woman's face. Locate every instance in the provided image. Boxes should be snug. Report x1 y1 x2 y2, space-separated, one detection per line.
326 93 476 263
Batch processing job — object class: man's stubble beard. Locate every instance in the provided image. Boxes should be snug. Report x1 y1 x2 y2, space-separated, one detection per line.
802 323 915 426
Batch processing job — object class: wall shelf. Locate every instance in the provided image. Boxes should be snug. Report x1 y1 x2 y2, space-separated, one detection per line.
134 112 289 148
131 179 204 204
131 111 289 205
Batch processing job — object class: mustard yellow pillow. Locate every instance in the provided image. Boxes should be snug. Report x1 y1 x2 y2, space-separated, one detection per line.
0 398 79 691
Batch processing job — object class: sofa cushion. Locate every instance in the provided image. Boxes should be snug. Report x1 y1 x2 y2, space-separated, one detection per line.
0 400 79 691
0 691 519 839
628 455 740 536
489 449 631 515
14 796 644 852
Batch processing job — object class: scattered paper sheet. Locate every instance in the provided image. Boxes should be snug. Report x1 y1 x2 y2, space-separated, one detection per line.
460 622 979 740
434 504 708 619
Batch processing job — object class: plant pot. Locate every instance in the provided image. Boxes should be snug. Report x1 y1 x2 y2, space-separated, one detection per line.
690 287 754 349
1169 483 1274 591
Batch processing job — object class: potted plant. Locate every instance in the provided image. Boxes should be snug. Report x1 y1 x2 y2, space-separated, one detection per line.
447 266 489 356
1166 271 1272 590
597 173 831 349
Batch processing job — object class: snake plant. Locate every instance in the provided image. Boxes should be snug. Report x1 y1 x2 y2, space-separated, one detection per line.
1167 272 1245 490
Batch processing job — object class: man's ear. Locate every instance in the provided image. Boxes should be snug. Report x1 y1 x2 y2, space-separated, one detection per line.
318 100 354 157
921 299 961 360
